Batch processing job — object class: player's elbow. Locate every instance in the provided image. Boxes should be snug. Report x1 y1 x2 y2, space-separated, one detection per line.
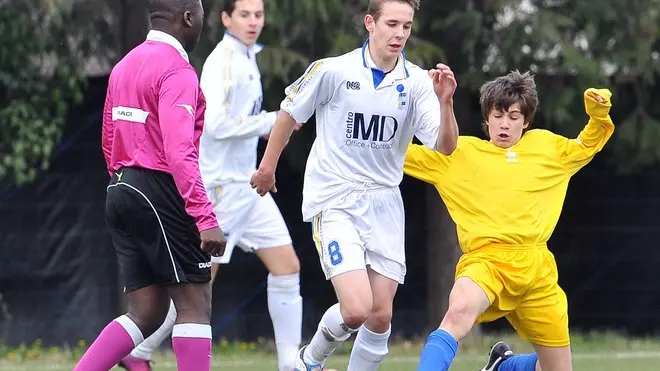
435 129 458 155
203 111 233 137
436 140 457 155
275 109 297 127
165 142 196 167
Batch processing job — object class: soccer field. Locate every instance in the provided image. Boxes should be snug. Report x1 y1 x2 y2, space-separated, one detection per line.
1 333 658 370
1 352 659 371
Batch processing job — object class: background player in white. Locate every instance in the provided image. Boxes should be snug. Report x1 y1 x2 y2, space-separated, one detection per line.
121 1 303 370
250 0 459 369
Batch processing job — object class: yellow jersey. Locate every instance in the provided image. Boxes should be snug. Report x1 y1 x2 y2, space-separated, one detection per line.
404 117 614 253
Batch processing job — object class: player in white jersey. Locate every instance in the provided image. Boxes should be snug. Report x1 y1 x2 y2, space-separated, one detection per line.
250 1 459 370
119 1 303 371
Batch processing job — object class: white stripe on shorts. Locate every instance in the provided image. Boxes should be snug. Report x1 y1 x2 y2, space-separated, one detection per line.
107 182 180 283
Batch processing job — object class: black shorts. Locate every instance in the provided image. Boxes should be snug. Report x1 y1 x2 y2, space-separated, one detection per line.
106 167 211 292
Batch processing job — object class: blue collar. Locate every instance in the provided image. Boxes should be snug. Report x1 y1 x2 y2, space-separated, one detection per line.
361 40 410 88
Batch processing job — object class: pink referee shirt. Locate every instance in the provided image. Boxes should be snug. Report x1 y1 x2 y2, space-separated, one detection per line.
102 30 218 232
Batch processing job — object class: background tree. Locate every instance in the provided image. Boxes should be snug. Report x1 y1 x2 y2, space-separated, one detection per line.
414 0 660 328
2 0 659 334
0 0 85 186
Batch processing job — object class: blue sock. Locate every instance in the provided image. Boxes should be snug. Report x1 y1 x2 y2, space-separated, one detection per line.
498 353 538 371
416 329 458 371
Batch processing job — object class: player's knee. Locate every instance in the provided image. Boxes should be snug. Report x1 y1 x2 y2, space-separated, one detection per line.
174 297 212 324
342 310 370 329
126 289 170 336
168 283 212 323
176 305 211 323
127 303 170 337
263 245 300 275
367 306 392 333
276 252 300 275
289 253 301 274
442 301 478 333
341 300 372 328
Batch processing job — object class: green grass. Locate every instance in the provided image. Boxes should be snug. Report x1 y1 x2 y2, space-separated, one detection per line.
0 332 659 370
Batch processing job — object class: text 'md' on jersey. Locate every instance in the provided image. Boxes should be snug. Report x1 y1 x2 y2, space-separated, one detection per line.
281 40 442 221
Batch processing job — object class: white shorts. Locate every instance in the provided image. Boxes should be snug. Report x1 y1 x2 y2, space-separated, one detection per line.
311 186 406 284
206 183 292 264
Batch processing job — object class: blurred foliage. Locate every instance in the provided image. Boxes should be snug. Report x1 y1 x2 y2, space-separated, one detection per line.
1 0 660 186
480 0 660 173
195 0 660 174
192 0 446 172
0 0 85 185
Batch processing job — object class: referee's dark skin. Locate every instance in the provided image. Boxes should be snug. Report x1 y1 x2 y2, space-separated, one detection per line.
201 226 226 256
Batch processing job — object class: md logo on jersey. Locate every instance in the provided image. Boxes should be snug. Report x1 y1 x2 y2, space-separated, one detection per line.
396 84 407 110
345 111 398 150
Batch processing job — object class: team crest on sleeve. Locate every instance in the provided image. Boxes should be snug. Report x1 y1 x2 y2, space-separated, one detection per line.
396 84 407 110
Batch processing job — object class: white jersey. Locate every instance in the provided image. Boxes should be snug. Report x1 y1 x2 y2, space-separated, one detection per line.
281 42 442 221
199 33 277 189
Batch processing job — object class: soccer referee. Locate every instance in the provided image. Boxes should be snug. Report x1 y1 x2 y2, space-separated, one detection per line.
73 1 225 370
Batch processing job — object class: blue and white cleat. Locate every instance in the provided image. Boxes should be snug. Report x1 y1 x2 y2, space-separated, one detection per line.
293 345 326 371
480 341 514 371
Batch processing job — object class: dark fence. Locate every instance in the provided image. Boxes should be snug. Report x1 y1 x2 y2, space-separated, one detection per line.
1 76 659 346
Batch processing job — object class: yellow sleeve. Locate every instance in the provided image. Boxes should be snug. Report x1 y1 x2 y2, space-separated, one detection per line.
558 88 615 174
404 143 450 184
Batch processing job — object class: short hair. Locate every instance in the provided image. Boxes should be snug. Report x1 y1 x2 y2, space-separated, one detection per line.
367 0 420 21
479 70 539 135
149 0 200 20
221 0 238 14
222 0 264 14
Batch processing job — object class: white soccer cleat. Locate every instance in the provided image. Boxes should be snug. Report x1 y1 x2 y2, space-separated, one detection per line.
293 345 326 371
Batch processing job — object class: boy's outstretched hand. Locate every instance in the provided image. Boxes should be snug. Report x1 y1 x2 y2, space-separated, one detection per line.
584 88 612 120
429 63 457 104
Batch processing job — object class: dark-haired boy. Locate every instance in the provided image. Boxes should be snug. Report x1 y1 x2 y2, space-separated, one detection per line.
405 70 614 371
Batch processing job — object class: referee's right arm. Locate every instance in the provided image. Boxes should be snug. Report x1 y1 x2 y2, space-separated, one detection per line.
158 67 218 233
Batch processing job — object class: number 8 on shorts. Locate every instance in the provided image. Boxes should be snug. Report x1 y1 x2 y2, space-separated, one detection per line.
327 241 343 266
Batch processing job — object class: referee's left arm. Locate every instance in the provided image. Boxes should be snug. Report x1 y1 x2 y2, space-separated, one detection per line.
101 84 115 178
159 67 218 232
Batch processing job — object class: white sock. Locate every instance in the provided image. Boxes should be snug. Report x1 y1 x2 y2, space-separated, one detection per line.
267 273 303 371
130 300 177 360
346 324 391 371
115 314 145 346
303 303 358 365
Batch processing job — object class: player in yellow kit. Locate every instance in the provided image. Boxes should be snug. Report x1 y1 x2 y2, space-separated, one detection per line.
408 71 614 371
